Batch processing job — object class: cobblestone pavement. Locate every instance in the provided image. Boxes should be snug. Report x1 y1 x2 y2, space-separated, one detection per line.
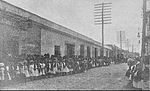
1 63 130 90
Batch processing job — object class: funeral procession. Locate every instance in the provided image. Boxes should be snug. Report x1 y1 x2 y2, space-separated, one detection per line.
0 0 149 90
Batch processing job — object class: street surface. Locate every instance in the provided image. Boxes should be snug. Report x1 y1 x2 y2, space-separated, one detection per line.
1 63 130 90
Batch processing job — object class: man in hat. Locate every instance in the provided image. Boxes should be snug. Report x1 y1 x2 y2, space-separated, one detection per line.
132 61 143 90
125 56 136 87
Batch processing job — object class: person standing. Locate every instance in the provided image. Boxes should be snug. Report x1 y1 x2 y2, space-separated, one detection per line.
0 63 5 81
29 60 34 77
5 65 12 81
34 60 39 77
132 61 143 90
125 57 136 88
23 61 30 78
45 57 49 76
9 64 15 80
83 58 88 72
141 56 150 90
53 57 58 75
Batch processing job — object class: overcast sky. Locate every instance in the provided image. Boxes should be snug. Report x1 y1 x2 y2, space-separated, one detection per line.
4 0 143 53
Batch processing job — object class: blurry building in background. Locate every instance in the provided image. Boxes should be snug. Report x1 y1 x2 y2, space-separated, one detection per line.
0 0 109 63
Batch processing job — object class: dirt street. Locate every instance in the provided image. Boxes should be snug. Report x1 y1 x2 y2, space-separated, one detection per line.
1 63 130 90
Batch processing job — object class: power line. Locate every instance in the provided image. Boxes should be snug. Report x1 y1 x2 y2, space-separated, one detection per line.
94 11 111 14
94 14 111 17
95 22 112 24
94 17 112 20
94 8 111 11
94 3 112 6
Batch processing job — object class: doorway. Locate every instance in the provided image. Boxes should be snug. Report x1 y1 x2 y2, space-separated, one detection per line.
95 48 98 58
65 43 75 58
87 46 91 57
80 45 84 57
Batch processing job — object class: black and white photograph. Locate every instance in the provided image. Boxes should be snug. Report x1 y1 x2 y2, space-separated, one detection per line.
0 0 149 90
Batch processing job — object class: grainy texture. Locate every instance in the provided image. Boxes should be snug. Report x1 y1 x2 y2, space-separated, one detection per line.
1 63 130 90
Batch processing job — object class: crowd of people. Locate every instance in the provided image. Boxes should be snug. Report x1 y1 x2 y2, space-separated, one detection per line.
114 54 127 64
0 54 113 85
125 56 150 90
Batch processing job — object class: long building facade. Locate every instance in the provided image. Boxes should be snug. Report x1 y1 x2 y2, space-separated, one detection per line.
0 0 113 63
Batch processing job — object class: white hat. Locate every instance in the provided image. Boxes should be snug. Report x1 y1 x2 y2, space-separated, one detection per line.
8 54 12 57
136 61 140 65
0 63 4 66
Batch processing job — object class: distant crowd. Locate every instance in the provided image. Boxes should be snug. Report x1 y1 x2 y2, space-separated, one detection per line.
0 54 113 83
0 53 130 87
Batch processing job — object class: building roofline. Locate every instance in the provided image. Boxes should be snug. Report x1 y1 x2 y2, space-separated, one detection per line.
0 0 102 47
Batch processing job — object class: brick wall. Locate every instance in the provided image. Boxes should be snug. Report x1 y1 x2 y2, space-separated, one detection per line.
0 11 41 62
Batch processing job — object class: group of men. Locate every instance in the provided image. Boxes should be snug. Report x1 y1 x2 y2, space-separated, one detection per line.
113 54 127 64
125 56 150 90
0 54 112 84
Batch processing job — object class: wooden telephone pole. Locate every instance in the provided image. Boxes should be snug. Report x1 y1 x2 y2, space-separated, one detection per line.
141 0 146 58
94 2 112 57
120 31 122 52
132 44 134 53
126 39 129 51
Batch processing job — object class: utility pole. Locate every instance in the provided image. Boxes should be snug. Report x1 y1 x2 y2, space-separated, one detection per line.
141 0 147 58
132 44 134 53
120 31 122 52
126 39 129 51
94 2 112 57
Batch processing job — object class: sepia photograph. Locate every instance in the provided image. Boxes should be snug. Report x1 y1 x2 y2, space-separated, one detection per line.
0 0 149 90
